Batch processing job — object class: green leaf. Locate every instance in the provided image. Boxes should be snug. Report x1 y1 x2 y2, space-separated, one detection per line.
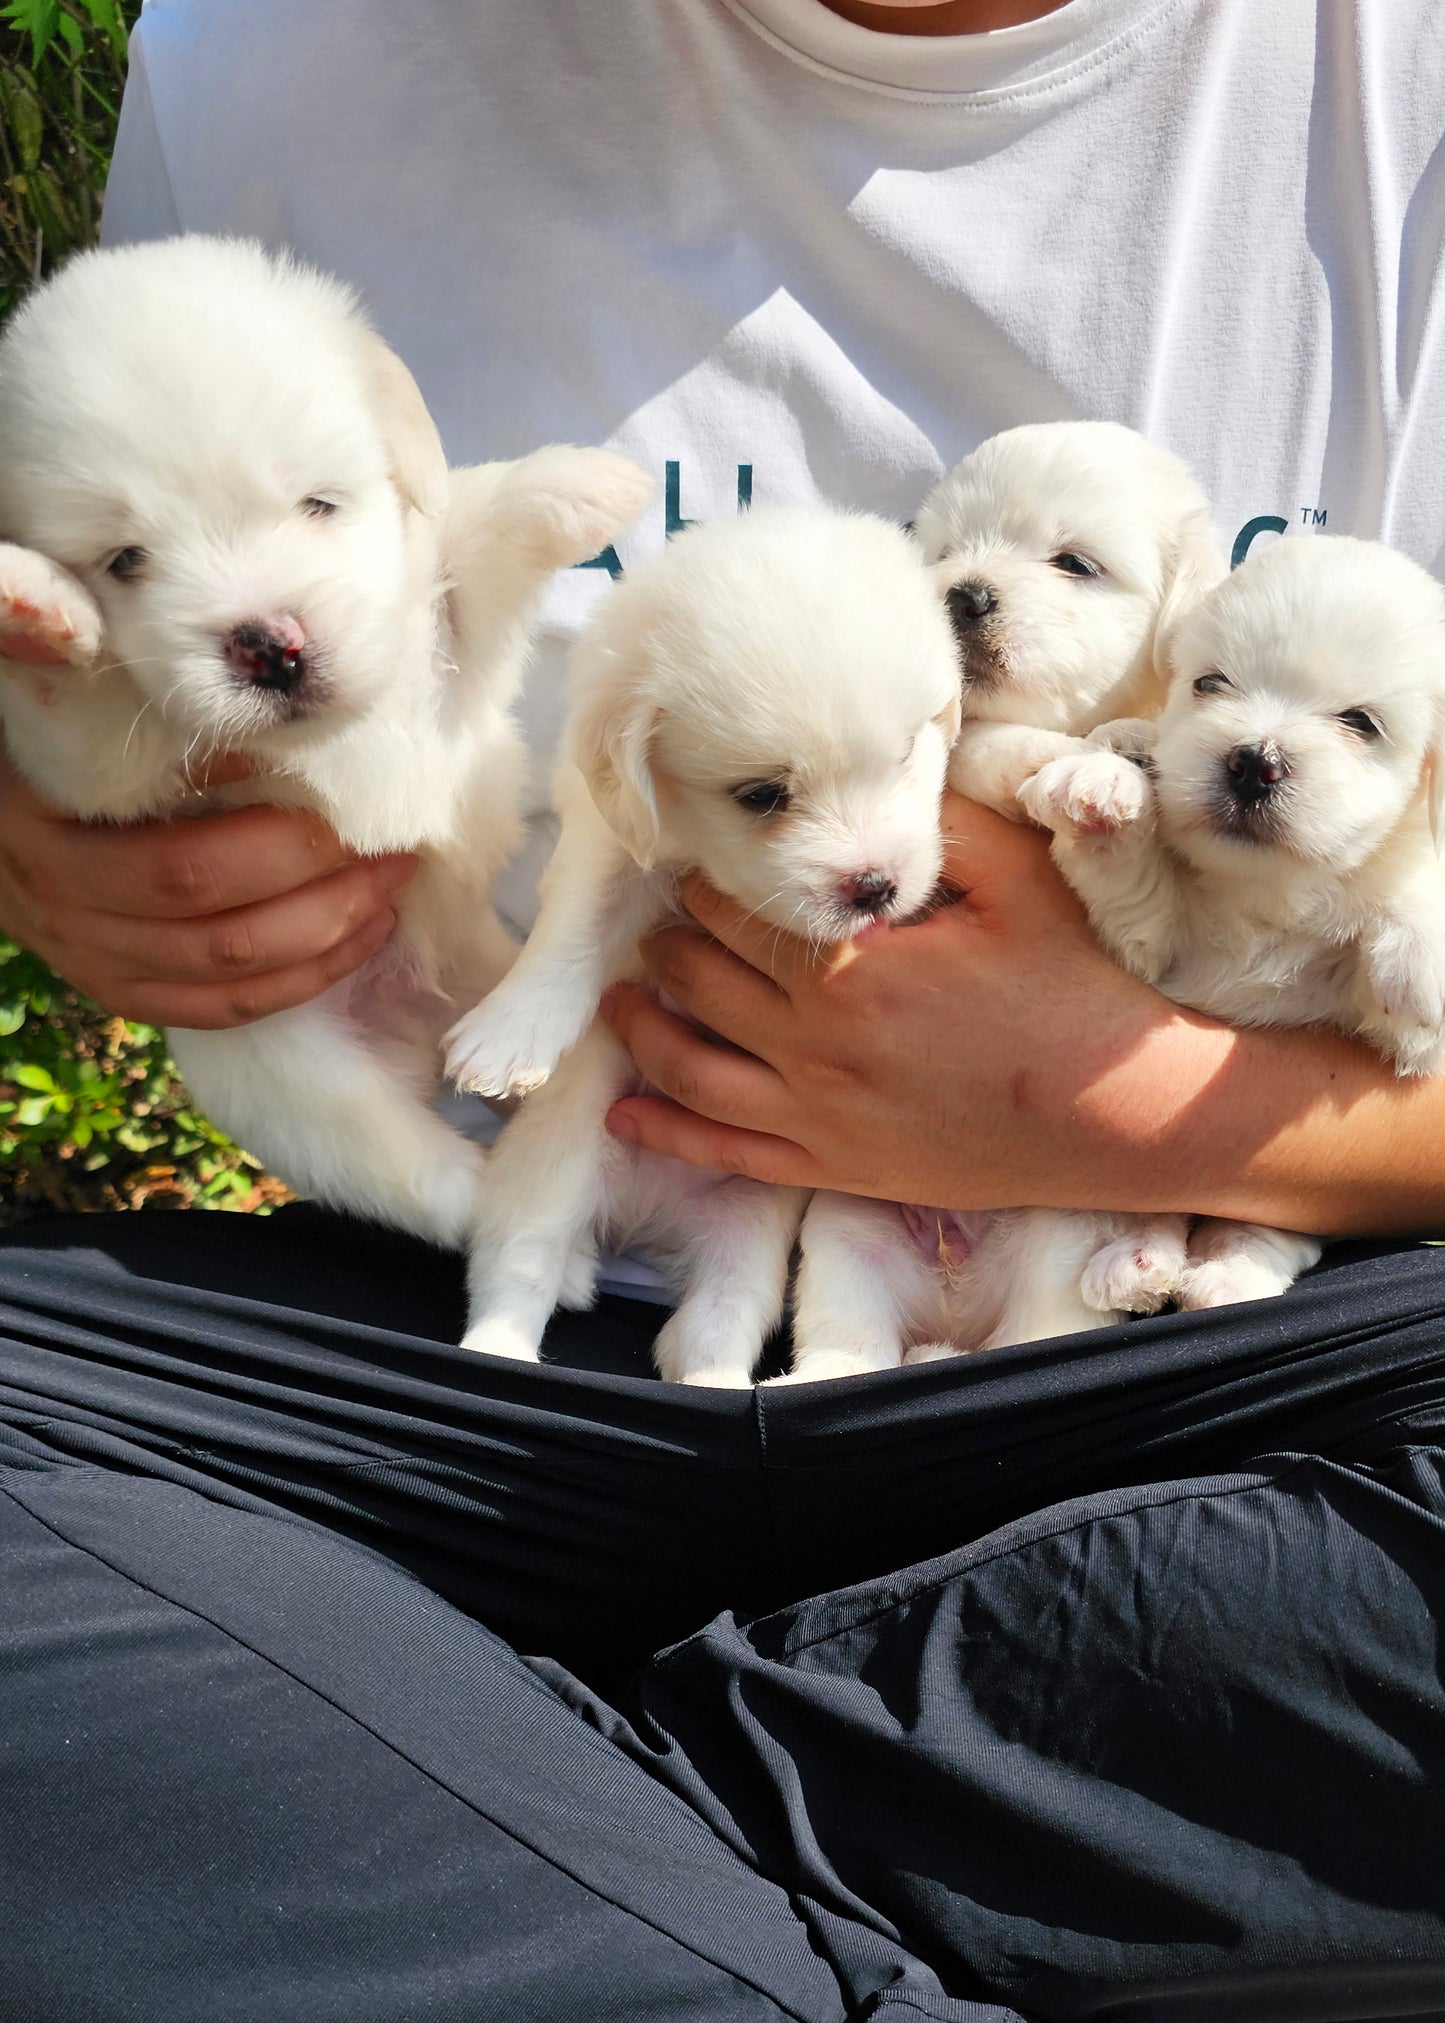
73 0 128 57
69 1117 92 1148
56 8 82 51
1 0 59 66
0 1004 25 1036
12 1097 52 1127
11 1063 56 1092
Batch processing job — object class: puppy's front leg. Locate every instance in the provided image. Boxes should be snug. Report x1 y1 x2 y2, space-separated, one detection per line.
443 449 652 683
446 766 668 1097
462 1022 627 1360
948 720 1086 818
1357 903 1445 1077
1019 748 1180 985
0 543 102 667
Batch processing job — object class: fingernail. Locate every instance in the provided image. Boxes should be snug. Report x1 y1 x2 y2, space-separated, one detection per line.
606 1104 638 1143
375 853 418 893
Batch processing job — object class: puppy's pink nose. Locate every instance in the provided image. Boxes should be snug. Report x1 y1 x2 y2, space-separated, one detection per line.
225 616 308 694
838 869 899 916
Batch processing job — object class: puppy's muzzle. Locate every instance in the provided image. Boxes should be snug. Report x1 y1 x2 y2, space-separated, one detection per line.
837 869 899 917
226 617 309 697
1223 740 1289 807
945 580 997 629
944 579 1002 689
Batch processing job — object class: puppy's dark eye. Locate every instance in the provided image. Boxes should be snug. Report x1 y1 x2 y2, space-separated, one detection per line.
730 780 791 816
301 497 338 519
1193 671 1232 697
1337 708 1382 740
1049 551 1101 578
106 546 148 583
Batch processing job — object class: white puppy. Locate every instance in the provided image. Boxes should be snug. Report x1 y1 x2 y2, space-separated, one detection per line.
445 505 962 1384
0 235 649 1260
1019 533 1445 1308
788 425 1225 1379
916 420 1226 816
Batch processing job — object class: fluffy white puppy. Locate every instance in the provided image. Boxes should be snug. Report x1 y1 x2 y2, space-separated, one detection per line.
445 506 962 1384
0 236 649 1258
1019 533 1445 1308
916 420 1226 816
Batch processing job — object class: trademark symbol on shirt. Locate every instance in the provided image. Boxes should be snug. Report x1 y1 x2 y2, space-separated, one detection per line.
1300 506 1328 526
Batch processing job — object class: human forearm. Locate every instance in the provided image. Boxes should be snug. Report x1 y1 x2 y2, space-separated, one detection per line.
1069 1010 1445 1237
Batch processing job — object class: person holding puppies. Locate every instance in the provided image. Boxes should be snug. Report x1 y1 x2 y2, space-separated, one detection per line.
4 1 1445 2018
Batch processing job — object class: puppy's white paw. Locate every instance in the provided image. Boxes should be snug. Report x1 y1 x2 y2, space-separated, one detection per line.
652 1310 758 1388
444 993 575 1098
506 447 653 569
1363 918 1445 1048
1383 1025 1445 1078
0 543 102 668
767 1346 902 1384
901 1341 963 1366
1019 750 1150 836
460 1313 544 1360
1175 1257 1294 1310
1081 1228 1188 1315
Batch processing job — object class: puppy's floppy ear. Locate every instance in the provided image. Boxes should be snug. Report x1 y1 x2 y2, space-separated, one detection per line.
568 648 662 869
356 331 449 519
0 543 103 671
1150 507 1229 682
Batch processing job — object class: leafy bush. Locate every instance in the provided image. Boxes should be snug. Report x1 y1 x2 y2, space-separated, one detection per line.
1 0 286 1218
0 0 137 320
0 934 289 1217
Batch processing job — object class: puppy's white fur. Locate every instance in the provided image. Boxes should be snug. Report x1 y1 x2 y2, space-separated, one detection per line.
789 425 1224 1378
916 420 1226 816
1019 533 1445 1308
446 506 962 1384
0 236 650 1258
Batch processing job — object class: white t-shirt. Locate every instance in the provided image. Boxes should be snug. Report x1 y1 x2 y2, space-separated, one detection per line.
107 0 1445 936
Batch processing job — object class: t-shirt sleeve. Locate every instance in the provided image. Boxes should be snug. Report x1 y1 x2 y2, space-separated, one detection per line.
100 25 181 246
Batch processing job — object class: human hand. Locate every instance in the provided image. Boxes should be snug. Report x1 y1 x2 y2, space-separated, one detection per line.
0 744 416 1030
600 792 1245 1212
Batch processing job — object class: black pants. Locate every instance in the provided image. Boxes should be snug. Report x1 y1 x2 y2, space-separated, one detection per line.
2 1206 1444 2023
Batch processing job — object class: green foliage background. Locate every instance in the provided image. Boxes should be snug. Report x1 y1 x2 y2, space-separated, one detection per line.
1 0 283 1217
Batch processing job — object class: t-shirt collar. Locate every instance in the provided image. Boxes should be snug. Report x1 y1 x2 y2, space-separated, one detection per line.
723 0 1174 99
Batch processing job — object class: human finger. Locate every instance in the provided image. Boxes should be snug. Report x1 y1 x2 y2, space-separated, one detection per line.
35 801 396 922
633 921 789 1059
131 905 400 1031
606 1093 818 1187
94 856 414 985
672 875 847 990
937 789 1054 897
600 979 796 1132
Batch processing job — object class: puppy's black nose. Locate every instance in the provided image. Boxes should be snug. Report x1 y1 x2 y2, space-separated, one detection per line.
841 870 899 916
1225 742 1289 803
947 581 996 624
226 619 308 694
